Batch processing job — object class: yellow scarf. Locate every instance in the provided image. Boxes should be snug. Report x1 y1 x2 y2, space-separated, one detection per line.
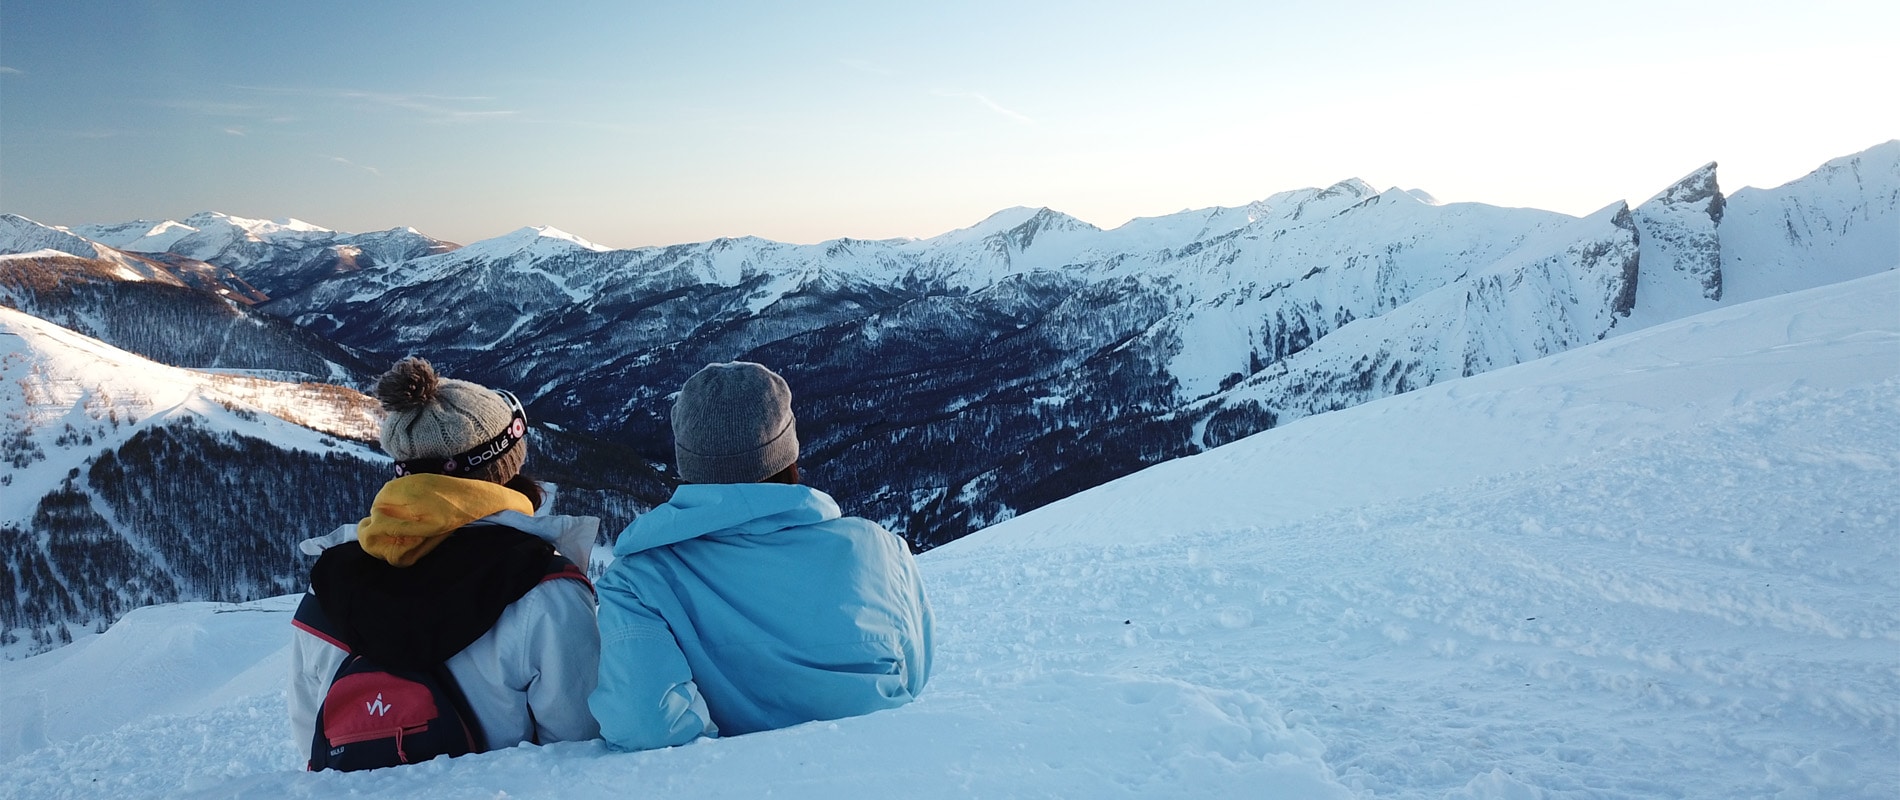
356 474 534 567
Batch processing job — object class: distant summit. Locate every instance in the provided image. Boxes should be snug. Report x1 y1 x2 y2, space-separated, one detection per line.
455 225 614 260
62 212 460 297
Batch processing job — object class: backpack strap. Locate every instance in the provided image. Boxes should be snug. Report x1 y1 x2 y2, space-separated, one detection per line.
309 526 575 669
421 659 486 754
296 536 588 655
541 550 592 594
293 591 347 652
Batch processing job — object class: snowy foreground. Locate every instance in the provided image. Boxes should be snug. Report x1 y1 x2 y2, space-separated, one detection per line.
3 272 1897 799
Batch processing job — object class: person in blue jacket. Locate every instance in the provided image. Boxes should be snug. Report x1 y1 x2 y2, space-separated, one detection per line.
590 361 934 751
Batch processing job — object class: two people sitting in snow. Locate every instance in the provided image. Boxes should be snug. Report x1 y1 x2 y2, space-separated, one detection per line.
288 357 933 770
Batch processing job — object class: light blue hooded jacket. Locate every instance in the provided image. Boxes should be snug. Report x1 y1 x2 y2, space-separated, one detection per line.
589 483 933 751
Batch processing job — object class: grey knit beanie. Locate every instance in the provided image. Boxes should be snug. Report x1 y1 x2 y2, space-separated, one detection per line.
672 361 798 484
374 357 526 484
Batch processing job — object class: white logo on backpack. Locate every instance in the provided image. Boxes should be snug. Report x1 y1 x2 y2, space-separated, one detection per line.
366 693 393 717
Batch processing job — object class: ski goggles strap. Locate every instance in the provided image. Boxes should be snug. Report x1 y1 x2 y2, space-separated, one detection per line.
393 390 529 478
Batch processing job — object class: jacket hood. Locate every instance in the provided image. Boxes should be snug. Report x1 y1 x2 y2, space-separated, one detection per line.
613 483 841 557
474 510 600 573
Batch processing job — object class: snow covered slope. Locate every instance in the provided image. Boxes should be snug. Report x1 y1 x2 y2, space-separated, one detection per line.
0 305 381 521
3 271 1892 799
0 306 389 651
1717 143 1900 303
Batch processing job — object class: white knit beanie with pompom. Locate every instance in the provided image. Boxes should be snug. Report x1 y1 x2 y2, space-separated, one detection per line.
374 357 526 484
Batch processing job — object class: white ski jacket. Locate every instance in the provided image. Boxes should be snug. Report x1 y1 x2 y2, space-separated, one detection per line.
288 509 602 756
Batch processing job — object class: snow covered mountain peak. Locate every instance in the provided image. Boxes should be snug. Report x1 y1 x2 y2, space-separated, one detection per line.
272 216 324 231
179 211 332 239
996 207 1100 249
893 206 1109 282
1643 162 1723 212
1371 185 1433 207
65 212 460 298
0 213 103 256
61 219 195 252
455 225 613 260
973 205 1044 231
0 214 174 280
1240 178 1381 228
925 206 1046 245
527 225 611 251
70 219 199 253
70 211 336 272
1316 177 1377 200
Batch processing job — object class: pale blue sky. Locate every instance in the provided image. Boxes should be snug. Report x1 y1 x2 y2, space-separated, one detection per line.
2 0 1894 248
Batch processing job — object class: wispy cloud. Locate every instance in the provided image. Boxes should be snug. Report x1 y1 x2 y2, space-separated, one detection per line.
163 99 298 132
161 86 517 128
337 90 519 123
236 86 520 124
0 66 22 76
934 90 1037 127
165 100 274 117
326 155 382 177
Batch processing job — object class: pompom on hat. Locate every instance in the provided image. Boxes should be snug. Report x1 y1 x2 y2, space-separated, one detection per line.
374 357 527 484
671 361 798 484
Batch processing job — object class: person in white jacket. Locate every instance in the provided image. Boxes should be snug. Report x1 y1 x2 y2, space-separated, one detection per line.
287 357 600 767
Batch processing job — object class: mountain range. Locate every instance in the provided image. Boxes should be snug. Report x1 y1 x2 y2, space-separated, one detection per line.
268 141 1897 544
70 211 458 298
0 140 1893 652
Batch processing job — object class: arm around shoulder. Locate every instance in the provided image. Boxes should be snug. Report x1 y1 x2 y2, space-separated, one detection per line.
516 577 604 744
